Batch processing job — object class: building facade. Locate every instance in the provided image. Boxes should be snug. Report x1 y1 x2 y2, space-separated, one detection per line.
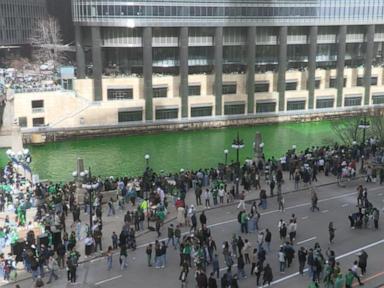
0 0 47 46
13 0 384 129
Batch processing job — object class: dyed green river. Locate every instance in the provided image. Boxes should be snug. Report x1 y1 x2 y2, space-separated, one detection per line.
0 121 337 182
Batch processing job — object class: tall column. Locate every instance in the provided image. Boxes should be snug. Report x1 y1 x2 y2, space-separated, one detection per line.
307 26 318 110
336 25 347 107
143 27 153 121
91 27 103 101
214 27 223 116
179 27 189 118
75 25 86 79
246 26 256 114
364 25 375 106
278 26 288 111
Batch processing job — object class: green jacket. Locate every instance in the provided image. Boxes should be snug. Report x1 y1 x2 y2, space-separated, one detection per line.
307 282 318 288
240 213 248 224
345 271 355 286
334 276 344 288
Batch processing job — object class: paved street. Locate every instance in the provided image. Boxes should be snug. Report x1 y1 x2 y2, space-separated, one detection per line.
6 178 384 288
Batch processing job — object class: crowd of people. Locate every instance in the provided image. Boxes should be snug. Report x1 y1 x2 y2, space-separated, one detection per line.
0 137 382 287
0 66 61 94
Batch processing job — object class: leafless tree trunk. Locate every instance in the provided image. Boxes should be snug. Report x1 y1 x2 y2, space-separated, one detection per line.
30 16 66 67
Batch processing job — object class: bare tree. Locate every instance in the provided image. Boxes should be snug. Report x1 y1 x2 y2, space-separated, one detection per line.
369 110 384 145
29 16 66 66
331 115 363 145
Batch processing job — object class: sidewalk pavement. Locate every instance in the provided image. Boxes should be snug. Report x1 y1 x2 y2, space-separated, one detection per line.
8 167 369 285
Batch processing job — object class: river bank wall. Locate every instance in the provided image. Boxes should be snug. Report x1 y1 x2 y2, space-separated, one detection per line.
18 106 383 144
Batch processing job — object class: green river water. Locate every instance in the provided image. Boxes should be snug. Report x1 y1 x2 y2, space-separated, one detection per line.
0 120 338 182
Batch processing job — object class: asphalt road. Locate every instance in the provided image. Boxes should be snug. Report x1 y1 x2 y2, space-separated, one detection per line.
6 179 384 288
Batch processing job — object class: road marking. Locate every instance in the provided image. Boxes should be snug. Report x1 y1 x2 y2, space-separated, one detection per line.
91 258 102 263
321 210 329 213
268 238 384 286
95 275 122 286
342 203 349 207
297 236 317 245
301 216 309 220
378 193 383 196
352 271 384 287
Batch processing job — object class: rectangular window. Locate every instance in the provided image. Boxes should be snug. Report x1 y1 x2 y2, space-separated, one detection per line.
153 87 168 98
357 76 378 86
107 88 133 100
118 110 143 122
287 100 305 111
344 96 362 106
356 77 363 86
254 82 269 93
329 78 347 88
155 108 178 120
316 98 334 109
18 117 27 127
315 79 321 89
191 106 212 117
62 79 73 90
32 117 45 127
222 84 237 95
31 100 44 108
372 94 384 104
31 100 44 113
224 103 245 115
256 102 276 113
188 85 201 96
285 81 298 91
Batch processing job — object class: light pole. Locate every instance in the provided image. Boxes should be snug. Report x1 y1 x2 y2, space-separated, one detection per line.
144 154 151 228
224 149 229 165
145 154 150 168
82 167 99 235
358 116 370 172
231 132 245 196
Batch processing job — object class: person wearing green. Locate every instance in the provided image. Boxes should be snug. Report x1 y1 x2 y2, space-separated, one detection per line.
345 269 356 288
308 281 319 288
334 273 344 288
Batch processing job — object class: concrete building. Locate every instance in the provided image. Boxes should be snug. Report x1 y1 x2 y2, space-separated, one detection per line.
10 0 384 132
0 0 47 47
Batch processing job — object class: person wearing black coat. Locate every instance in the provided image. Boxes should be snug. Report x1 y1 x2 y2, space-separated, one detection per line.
196 269 208 288
208 272 217 288
263 264 273 286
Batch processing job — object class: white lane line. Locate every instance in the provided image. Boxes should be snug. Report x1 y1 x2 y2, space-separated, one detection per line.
321 210 329 213
268 238 384 287
95 275 122 286
301 216 309 220
342 204 349 207
297 236 317 245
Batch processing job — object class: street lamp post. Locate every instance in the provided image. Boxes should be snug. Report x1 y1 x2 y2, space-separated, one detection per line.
231 132 245 196
358 116 370 172
144 154 151 228
224 149 229 165
145 154 150 168
82 167 99 235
